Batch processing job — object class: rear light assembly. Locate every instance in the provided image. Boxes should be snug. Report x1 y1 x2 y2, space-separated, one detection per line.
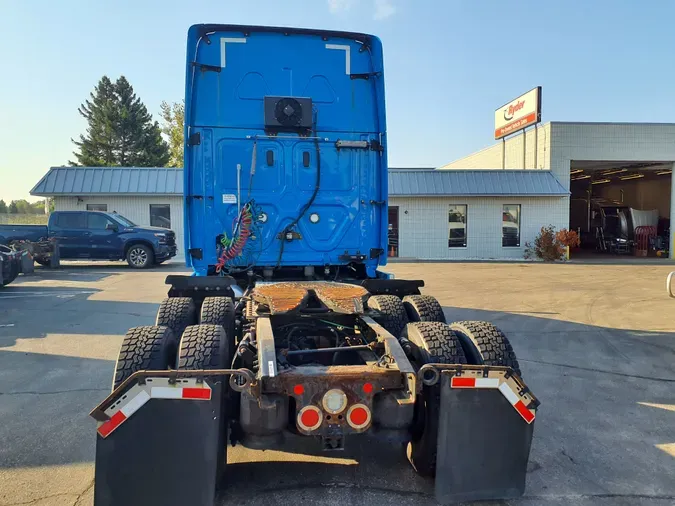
297 405 322 431
322 389 348 414
347 404 371 430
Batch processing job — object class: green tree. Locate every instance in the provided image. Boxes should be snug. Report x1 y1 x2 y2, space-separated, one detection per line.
160 101 184 167
8 202 18 214
0 200 7 214
71 76 169 167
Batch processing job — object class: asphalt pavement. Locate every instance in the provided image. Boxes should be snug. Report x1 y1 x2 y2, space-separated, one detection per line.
0 261 674 506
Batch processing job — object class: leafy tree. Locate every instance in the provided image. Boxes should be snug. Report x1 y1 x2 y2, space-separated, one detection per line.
0 200 7 214
71 76 169 167
8 202 18 214
160 101 185 167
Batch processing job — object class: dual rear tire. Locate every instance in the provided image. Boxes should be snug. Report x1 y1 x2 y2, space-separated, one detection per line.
404 319 522 477
113 297 235 390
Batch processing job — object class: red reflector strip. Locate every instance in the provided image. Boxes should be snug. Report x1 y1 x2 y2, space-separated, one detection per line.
182 387 211 400
451 374 536 424
514 400 535 424
97 410 126 438
451 377 476 388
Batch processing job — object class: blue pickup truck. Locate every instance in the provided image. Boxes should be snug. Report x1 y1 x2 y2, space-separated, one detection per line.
0 211 177 268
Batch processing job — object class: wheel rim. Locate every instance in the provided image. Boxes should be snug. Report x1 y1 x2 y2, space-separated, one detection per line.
130 247 147 266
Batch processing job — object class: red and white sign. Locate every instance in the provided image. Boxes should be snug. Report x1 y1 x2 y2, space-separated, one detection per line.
494 87 541 139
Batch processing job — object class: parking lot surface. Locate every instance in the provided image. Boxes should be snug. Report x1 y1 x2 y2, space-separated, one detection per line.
1 261 674 506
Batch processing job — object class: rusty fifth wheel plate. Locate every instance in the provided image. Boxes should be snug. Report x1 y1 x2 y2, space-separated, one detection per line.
253 282 369 314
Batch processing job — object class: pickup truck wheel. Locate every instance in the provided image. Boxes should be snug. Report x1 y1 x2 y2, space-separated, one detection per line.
403 295 446 323
403 322 467 478
112 326 176 391
127 244 154 269
368 294 409 337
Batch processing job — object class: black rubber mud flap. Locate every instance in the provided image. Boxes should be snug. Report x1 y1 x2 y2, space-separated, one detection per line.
94 380 224 506
434 373 534 504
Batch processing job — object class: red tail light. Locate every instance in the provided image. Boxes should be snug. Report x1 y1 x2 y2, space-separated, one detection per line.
297 406 322 431
347 404 371 430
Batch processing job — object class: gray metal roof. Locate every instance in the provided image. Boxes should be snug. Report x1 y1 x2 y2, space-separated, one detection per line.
388 169 568 197
30 167 183 196
31 167 567 198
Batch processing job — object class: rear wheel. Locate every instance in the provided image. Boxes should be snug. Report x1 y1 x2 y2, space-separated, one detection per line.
126 244 154 269
177 324 232 485
155 297 197 354
403 295 446 323
368 294 409 337
449 321 521 377
200 297 236 358
112 326 176 390
403 322 466 477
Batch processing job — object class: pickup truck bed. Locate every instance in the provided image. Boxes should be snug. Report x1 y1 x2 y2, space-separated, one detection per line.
0 224 48 245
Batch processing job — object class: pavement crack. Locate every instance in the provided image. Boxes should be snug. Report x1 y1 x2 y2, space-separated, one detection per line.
73 478 95 506
520 358 675 382
0 492 77 506
0 388 109 396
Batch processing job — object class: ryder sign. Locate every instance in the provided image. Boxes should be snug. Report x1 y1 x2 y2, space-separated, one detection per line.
494 87 541 139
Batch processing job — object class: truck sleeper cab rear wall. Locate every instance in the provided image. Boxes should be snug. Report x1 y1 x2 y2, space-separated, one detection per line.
184 25 388 277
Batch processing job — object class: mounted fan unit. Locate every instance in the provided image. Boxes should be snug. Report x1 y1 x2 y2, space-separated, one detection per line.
264 96 313 133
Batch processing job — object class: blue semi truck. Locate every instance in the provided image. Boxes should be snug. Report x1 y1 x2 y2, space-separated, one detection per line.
91 25 538 506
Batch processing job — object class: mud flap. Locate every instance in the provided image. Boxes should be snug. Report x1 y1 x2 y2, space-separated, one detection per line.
434 373 534 504
94 379 225 506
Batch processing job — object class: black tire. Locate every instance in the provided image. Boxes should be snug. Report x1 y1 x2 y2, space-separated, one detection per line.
126 243 154 269
403 295 446 323
1 262 18 286
112 326 176 390
156 297 197 346
34 258 50 267
368 294 409 337
177 324 230 370
449 321 521 377
403 322 466 477
200 297 236 357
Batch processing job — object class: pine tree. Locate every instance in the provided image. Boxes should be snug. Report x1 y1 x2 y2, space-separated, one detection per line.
160 101 185 167
71 76 169 167
0 200 7 214
8 202 18 214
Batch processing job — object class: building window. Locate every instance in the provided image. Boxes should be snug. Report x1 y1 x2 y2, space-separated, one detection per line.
502 204 521 247
150 204 171 229
448 205 467 247
86 204 108 211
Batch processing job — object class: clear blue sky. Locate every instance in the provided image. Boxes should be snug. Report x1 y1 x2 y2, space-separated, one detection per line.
1 0 674 202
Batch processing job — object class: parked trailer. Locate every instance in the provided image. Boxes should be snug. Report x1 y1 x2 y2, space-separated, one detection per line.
91 24 539 506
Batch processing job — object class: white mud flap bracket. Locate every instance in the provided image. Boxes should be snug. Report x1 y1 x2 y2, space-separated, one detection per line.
420 364 539 504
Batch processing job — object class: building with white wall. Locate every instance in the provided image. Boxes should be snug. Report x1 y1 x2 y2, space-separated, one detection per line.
441 122 675 260
30 122 675 264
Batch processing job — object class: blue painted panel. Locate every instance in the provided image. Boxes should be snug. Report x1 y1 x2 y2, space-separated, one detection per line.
184 25 387 274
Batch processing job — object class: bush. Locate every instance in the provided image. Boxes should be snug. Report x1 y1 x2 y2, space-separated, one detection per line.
524 225 566 261
556 229 580 248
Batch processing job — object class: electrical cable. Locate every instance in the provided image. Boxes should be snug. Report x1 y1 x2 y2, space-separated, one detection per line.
276 115 321 269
